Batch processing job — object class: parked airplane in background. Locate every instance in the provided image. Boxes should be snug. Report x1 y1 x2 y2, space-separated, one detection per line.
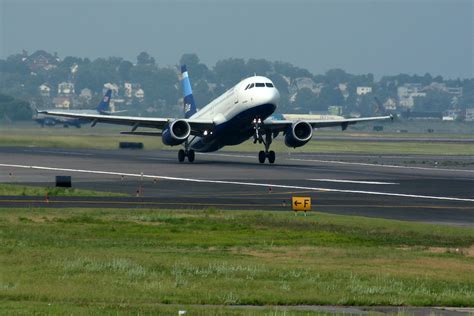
39 66 392 164
35 90 120 128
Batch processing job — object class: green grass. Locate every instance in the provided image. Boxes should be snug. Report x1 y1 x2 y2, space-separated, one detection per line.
0 133 473 155
1 121 473 155
1 208 473 314
0 183 128 197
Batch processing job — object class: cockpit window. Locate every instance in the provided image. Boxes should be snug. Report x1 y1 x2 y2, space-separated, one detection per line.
247 83 254 90
256 83 265 87
244 84 251 90
265 83 274 87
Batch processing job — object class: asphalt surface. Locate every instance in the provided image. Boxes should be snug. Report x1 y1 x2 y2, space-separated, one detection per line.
313 135 474 143
0 146 473 226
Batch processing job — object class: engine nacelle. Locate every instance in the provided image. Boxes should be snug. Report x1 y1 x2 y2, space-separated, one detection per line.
161 119 191 146
284 121 313 148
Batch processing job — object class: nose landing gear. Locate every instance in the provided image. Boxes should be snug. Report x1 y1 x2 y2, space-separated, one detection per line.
253 118 275 164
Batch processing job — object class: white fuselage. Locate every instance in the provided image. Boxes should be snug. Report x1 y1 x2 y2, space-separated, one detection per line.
188 76 280 152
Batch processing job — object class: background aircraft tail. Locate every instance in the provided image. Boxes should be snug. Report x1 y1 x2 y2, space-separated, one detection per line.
181 65 197 118
97 89 112 114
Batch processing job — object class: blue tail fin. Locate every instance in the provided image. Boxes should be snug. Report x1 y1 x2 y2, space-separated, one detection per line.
181 65 197 118
97 89 112 113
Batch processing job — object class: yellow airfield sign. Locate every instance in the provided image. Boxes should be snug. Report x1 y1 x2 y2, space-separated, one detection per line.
292 196 311 212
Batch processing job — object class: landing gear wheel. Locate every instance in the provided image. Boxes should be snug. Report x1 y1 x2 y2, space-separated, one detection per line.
178 149 185 163
268 150 276 164
187 150 195 163
258 151 266 164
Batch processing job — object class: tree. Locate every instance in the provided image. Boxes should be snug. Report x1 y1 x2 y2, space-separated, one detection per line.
324 69 351 86
293 88 320 113
179 53 200 68
0 93 32 121
246 58 272 76
179 53 210 81
137 52 155 66
414 90 451 112
192 80 215 107
318 86 344 107
118 61 134 81
75 58 120 93
273 61 311 78
214 58 247 88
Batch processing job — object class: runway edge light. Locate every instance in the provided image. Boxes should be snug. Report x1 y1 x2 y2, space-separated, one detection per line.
292 196 311 215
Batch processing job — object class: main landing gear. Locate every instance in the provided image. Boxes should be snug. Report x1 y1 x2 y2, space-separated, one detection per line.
178 140 195 163
253 118 275 164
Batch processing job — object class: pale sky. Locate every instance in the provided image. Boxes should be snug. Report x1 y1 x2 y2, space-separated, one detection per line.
1 0 472 78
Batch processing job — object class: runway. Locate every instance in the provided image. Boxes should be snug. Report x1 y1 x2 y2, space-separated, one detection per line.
0 146 473 226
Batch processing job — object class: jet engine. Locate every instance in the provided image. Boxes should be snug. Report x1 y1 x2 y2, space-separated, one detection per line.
161 119 191 146
284 121 313 148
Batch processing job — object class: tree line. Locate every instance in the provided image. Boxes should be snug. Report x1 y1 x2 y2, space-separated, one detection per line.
0 51 473 120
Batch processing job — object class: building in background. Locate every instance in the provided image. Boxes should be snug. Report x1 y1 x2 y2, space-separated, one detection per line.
58 82 75 96
398 84 426 109
356 86 372 95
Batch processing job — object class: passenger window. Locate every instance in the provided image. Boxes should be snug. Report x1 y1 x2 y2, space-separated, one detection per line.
265 83 274 87
256 83 265 87
248 83 254 89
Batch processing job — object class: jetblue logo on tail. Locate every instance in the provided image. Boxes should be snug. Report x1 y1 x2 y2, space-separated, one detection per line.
181 65 197 119
97 89 112 114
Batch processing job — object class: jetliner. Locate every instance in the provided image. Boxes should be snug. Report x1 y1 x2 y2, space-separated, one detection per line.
39 66 392 164
35 90 120 128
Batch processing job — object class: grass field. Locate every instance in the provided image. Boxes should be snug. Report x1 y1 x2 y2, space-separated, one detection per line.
1 132 474 156
1 121 474 155
0 183 128 197
2 121 474 156
1 208 473 314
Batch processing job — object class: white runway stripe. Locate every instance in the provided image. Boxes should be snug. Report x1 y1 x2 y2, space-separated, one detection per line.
194 152 474 175
1 163 473 203
308 179 398 185
290 158 474 174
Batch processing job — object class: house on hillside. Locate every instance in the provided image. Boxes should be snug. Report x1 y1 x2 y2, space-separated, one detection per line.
356 86 372 95
398 83 426 109
124 82 143 99
289 77 322 95
79 88 92 102
383 98 397 111
104 83 119 96
24 50 60 71
58 82 75 96
465 108 474 121
423 82 463 98
52 96 71 109
38 84 51 98
134 88 145 101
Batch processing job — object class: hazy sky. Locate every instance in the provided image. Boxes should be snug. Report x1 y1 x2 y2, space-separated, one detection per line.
1 0 472 78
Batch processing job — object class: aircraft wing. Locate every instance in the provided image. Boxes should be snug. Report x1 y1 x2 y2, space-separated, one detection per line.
262 114 393 132
36 110 215 134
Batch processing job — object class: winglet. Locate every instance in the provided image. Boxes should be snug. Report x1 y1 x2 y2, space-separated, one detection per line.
180 65 197 119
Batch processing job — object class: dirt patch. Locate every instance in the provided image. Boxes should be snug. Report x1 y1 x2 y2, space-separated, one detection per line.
428 246 474 257
229 246 344 260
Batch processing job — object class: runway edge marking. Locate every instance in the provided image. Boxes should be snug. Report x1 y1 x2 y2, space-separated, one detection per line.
290 158 474 174
1 163 473 203
307 179 399 185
